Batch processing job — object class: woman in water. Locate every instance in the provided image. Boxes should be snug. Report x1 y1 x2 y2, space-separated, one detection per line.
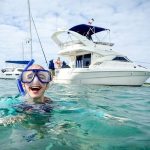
0 64 53 126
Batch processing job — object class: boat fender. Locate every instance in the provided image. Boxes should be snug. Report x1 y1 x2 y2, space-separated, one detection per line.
17 59 35 96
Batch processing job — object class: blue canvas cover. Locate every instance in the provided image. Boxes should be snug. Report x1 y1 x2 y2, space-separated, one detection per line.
69 24 109 39
5 60 30 65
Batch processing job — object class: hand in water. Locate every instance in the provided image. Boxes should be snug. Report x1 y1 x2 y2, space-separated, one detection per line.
0 115 25 126
104 113 130 123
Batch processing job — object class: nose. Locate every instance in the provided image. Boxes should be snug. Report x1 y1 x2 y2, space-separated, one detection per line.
32 75 40 84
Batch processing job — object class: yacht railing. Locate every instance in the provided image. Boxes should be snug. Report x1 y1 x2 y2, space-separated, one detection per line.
94 41 114 46
61 40 84 47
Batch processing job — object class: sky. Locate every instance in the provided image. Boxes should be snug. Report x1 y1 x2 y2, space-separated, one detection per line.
0 0 150 69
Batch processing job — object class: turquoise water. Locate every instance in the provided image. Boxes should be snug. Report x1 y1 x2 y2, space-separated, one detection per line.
0 80 150 150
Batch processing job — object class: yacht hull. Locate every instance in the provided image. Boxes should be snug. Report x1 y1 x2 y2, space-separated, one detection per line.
0 68 23 80
53 68 150 86
0 74 19 80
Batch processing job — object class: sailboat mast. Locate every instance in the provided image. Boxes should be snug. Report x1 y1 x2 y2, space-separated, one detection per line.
27 0 32 59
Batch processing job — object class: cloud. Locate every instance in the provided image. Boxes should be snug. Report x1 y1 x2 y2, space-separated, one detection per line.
0 0 150 69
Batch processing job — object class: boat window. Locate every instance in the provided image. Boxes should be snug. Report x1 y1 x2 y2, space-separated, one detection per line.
112 56 130 62
1 69 6 73
5 68 13 72
76 54 91 68
6 74 12 76
84 54 91 58
17 69 23 72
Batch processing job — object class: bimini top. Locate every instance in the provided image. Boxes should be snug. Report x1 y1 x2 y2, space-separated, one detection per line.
69 24 109 39
5 60 30 64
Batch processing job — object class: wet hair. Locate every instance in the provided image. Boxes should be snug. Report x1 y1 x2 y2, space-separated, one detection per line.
27 64 45 70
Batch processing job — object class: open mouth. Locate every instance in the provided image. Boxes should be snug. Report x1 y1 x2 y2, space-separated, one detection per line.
29 86 42 92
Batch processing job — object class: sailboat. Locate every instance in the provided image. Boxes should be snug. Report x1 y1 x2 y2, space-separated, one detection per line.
0 61 30 79
0 0 34 80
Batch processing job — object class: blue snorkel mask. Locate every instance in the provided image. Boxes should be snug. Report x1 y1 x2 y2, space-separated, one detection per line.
17 59 35 96
21 69 51 84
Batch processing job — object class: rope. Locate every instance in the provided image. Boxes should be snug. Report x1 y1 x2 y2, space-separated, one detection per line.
31 16 49 68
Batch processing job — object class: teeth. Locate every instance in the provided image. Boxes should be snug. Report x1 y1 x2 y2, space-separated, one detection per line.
30 86 41 90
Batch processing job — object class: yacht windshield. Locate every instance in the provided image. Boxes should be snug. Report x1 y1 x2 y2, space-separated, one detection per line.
112 56 131 62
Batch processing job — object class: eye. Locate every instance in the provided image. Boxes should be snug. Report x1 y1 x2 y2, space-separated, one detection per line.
38 74 46 80
27 73 34 79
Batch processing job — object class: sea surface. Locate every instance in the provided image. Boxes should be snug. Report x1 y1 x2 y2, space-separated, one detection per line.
0 79 150 150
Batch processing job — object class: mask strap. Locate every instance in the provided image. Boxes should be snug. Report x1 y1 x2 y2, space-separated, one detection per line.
17 59 35 96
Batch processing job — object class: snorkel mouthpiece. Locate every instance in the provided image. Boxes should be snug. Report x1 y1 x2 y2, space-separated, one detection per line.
17 59 35 96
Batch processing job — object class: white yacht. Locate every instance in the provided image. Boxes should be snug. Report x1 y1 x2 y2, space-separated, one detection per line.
0 60 29 79
51 24 150 86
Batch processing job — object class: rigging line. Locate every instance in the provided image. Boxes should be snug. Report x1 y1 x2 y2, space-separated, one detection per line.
134 61 150 65
31 16 49 68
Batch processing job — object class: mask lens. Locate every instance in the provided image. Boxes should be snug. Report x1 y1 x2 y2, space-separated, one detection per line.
37 70 51 83
21 70 34 83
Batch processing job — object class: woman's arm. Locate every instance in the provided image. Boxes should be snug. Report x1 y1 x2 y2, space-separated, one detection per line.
0 114 25 126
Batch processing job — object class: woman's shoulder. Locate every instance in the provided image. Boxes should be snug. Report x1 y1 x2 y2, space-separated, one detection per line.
43 97 53 104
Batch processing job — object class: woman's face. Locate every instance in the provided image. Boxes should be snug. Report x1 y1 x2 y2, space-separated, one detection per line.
23 64 49 100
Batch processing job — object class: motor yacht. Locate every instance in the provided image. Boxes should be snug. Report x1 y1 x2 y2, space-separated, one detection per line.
51 24 150 86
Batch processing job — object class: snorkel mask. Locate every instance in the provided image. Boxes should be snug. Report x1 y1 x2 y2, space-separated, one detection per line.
17 59 52 96
17 59 35 96
21 69 51 84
